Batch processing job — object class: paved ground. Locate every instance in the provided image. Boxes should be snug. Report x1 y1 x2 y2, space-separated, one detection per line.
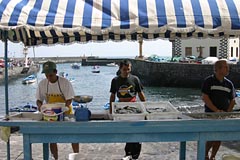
1 132 240 160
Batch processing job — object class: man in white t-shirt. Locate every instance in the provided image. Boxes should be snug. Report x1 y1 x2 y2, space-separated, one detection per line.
36 61 79 160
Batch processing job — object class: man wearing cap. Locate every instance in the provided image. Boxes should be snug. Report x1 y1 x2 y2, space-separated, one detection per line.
36 61 79 159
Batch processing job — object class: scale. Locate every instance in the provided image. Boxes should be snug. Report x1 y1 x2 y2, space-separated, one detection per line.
72 95 93 121
73 95 93 107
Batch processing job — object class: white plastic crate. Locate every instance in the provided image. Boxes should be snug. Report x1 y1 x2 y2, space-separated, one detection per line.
112 102 146 121
8 112 43 121
143 101 181 120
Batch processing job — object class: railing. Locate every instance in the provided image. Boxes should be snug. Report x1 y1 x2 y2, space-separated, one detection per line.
1 119 240 160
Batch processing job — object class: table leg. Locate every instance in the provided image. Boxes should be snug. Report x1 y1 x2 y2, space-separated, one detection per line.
179 141 186 160
197 140 206 160
23 134 32 160
43 143 49 160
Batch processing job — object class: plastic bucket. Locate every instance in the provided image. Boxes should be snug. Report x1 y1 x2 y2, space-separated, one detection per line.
42 109 59 121
68 153 81 160
41 103 68 121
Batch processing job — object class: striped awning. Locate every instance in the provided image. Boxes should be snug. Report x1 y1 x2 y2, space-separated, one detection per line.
0 0 240 46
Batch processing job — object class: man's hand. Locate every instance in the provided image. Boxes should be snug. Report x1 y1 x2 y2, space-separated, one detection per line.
36 100 42 111
215 109 223 112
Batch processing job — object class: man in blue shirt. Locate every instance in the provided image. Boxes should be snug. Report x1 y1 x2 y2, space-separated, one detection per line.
201 59 235 160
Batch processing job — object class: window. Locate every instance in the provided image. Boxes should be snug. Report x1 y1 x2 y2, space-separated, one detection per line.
237 47 239 57
185 47 192 57
231 47 233 57
209 47 217 57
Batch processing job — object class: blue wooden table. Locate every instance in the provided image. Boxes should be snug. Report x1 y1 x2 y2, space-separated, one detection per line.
1 119 240 160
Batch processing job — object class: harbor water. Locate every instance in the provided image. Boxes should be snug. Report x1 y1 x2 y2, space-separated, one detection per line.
0 63 203 116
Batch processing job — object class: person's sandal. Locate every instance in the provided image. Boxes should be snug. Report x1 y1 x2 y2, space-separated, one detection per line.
210 156 215 160
121 155 132 160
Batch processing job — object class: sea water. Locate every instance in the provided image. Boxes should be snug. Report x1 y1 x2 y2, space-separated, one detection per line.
0 63 203 116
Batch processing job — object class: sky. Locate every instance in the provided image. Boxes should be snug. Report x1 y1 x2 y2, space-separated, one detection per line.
0 39 172 58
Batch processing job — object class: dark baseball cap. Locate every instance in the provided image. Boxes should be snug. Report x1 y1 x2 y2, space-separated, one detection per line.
42 61 56 74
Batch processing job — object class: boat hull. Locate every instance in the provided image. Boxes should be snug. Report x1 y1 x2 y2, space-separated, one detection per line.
22 75 36 84
92 70 100 73
22 79 36 84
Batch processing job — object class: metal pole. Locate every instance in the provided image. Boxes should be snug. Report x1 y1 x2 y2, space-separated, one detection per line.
3 30 10 160
4 31 9 116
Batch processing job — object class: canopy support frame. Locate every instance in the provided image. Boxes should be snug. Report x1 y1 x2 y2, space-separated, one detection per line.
3 30 10 160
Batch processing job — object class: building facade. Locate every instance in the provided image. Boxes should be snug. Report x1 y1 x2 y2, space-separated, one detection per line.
172 37 239 60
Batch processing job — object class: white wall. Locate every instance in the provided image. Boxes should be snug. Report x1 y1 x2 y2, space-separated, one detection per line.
229 38 239 59
181 38 221 58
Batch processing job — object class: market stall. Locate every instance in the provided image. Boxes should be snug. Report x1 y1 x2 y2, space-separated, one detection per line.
1 0 240 160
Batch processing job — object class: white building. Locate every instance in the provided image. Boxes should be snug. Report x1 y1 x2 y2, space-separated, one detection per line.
172 37 239 60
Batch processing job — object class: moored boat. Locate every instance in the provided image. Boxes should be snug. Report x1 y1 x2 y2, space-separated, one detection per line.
92 65 100 73
59 72 75 83
68 77 75 83
106 62 118 67
22 74 36 84
71 63 80 69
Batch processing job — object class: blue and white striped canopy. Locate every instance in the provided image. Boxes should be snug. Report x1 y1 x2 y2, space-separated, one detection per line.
0 0 240 46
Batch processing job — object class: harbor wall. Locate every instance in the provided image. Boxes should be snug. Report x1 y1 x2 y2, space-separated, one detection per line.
81 58 128 66
3 57 240 88
0 65 40 84
32 57 126 66
130 59 240 88
32 57 83 63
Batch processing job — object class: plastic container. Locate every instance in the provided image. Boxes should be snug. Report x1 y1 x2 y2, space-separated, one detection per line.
112 102 146 121
143 101 181 120
41 103 68 121
68 153 82 160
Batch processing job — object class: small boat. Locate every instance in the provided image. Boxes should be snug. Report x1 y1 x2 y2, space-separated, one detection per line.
71 63 80 69
68 77 75 83
22 74 36 84
92 70 100 73
10 103 38 112
59 72 75 83
92 65 100 73
106 62 118 67
58 72 67 77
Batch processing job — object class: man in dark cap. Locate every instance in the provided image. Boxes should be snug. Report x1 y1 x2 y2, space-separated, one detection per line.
36 61 79 159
